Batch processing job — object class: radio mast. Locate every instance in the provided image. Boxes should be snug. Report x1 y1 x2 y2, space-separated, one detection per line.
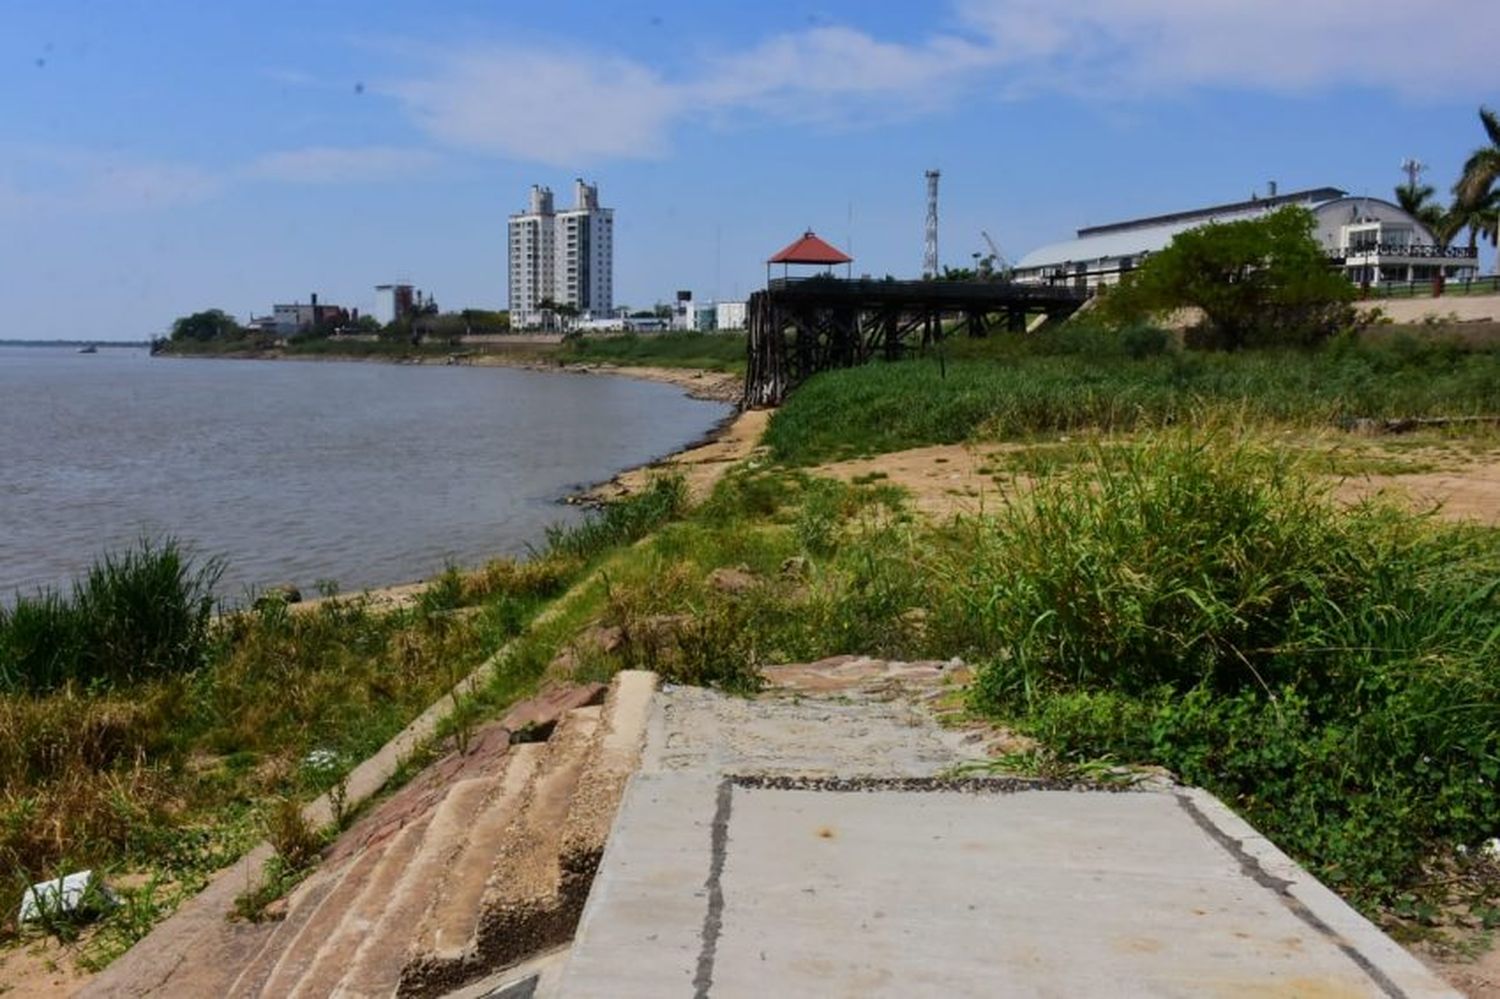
923 170 940 278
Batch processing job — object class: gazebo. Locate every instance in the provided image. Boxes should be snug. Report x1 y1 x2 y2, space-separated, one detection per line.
766 230 853 283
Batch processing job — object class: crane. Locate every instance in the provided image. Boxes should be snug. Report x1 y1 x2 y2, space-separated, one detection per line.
979 230 1010 277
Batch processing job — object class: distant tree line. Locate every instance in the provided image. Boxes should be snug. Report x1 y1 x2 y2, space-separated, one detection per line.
165 304 511 347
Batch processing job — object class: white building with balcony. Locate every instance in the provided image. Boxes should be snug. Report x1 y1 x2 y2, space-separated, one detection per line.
1013 186 1479 292
508 180 614 328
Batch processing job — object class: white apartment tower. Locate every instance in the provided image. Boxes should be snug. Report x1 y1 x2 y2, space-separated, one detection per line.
508 179 613 328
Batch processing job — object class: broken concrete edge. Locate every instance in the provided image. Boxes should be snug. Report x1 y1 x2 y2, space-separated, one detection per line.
1176 787 1462 999
440 945 571 999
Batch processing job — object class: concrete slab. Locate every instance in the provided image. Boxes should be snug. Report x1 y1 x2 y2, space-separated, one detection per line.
562 775 1458 998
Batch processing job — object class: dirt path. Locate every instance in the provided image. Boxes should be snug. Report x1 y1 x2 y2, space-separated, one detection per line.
1333 457 1500 526
820 438 1500 527
819 442 1028 518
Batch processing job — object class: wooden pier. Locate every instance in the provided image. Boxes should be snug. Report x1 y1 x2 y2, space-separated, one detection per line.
744 276 1088 406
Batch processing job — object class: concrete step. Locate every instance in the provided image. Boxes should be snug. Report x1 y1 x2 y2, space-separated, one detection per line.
558 671 658 889
278 812 434 999
332 775 497 997
399 704 603 997
411 743 547 963
241 839 394 999
226 859 347 998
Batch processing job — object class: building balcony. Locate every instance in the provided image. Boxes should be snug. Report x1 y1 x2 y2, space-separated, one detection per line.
1332 244 1478 262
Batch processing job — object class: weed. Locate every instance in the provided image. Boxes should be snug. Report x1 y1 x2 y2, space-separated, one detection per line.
543 475 687 561
264 797 321 872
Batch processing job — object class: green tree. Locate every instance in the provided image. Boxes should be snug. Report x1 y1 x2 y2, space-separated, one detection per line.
1446 190 1500 261
1394 181 1447 239
1101 207 1353 351
1454 106 1500 273
170 309 243 342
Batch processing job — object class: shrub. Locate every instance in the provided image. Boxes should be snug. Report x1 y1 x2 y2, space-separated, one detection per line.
932 431 1500 909
0 539 221 694
1100 206 1355 350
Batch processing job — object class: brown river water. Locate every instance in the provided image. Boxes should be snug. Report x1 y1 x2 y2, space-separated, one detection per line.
0 347 729 601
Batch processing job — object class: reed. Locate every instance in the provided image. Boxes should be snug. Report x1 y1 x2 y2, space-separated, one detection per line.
765 333 1500 464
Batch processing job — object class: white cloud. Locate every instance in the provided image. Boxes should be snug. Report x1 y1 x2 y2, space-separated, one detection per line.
956 0 1500 97
390 49 684 164
244 146 440 184
387 2 1500 165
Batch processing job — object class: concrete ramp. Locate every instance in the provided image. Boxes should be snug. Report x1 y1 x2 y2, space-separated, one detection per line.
561 672 1459 997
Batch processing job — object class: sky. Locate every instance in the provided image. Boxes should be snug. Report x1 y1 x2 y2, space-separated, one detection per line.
2 1 1498 340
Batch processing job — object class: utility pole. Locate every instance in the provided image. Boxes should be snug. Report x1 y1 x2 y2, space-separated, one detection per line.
923 170 940 279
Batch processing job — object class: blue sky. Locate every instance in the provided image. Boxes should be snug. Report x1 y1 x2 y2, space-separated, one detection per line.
3 1 1498 340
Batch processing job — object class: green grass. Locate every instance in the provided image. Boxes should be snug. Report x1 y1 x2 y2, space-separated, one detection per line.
556 332 746 373
1 539 220 694
534 442 1500 938
765 332 1500 465
921 433 1500 920
0 482 691 961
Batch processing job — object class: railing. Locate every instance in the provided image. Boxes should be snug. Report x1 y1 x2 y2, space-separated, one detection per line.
1360 275 1500 299
1338 244 1478 259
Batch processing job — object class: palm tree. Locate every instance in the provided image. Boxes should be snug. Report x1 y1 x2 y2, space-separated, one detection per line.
1454 106 1500 274
1395 181 1447 237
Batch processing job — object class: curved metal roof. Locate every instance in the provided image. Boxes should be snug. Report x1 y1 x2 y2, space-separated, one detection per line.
1015 189 1350 271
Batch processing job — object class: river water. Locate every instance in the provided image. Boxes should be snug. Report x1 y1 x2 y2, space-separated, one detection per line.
0 348 730 600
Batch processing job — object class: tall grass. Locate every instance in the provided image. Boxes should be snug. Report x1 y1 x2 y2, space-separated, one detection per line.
0 539 221 694
543 475 688 561
766 334 1500 464
927 432 1500 909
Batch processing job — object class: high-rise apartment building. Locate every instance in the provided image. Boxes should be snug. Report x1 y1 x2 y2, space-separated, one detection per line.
508 180 613 328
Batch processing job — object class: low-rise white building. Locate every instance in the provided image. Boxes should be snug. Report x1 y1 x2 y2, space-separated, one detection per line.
715 301 747 330
1013 186 1480 292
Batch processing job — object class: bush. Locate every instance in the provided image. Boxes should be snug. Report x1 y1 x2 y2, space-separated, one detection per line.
0 539 221 694
931 432 1500 909
1100 206 1354 350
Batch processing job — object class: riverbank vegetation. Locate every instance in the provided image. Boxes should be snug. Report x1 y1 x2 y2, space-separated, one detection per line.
156 321 746 373
10 315 1500 972
766 326 1500 464
0 480 686 965
464 429 1499 942
555 331 747 373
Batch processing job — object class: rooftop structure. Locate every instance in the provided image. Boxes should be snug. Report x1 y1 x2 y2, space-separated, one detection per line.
766 230 853 282
1014 185 1479 292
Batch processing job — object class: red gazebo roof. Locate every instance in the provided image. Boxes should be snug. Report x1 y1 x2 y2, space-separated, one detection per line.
768 230 852 265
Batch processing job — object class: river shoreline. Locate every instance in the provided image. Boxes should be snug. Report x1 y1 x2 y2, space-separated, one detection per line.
250 356 749 612
155 346 744 404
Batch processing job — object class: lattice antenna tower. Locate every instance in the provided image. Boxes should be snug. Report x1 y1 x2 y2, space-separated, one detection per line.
923 169 940 278
1401 157 1426 191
